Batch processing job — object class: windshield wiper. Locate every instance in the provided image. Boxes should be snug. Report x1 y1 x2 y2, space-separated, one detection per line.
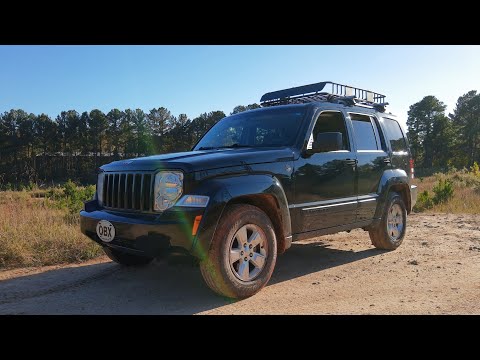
198 144 251 150
216 143 251 149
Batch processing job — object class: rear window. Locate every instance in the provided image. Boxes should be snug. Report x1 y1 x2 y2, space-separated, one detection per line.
383 118 407 152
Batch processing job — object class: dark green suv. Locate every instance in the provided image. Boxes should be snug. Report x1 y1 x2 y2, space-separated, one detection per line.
80 81 418 299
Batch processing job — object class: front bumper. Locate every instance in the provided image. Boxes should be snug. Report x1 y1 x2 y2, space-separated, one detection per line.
410 184 418 210
80 200 204 258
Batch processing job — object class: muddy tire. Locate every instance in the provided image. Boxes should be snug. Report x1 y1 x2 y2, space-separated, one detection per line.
104 247 153 266
200 204 277 299
369 191 407 250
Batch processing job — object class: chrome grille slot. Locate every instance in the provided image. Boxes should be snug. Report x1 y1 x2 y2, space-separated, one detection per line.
102 172 153 212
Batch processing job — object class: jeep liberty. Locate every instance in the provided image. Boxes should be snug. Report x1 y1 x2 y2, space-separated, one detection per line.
80 81 418 298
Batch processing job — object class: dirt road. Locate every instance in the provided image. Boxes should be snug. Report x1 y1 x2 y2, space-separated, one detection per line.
1 213 479 314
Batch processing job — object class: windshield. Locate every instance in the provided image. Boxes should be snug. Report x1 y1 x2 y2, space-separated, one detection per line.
194 107 306 150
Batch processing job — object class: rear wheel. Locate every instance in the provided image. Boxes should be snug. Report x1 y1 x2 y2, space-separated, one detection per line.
369 192 407 250
200 204 277 299
103 247 153 266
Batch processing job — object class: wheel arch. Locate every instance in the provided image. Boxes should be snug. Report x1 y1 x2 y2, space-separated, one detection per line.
228 193 290 255
191 174 292 259
389 183 411 214
375 169 412 218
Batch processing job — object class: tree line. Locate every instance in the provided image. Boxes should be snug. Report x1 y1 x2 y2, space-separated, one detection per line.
0 104 259 187
407 91 480 170
1 89 478 188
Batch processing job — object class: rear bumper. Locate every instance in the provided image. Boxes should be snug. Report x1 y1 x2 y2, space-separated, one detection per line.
410 184 418 210
80 200 204 258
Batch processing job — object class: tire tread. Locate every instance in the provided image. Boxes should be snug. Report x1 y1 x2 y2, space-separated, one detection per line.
368 192 407 250
199 204 277 299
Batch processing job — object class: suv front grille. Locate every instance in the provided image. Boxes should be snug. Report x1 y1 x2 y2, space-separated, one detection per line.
102 172 154 212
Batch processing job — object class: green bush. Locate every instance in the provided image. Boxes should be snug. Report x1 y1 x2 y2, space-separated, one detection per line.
450 171 480 188
414 190 434 212
415 179 455 212
45 180 95 216
446 165 458 175
470 162 480 177
432 179 454 204
0 181 38 191
1 183 13 191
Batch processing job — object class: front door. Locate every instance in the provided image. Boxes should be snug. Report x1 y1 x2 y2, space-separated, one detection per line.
292 110 357 234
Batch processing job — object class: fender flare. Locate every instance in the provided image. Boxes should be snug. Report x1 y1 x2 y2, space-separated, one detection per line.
373 169 412 221
190 174 291 259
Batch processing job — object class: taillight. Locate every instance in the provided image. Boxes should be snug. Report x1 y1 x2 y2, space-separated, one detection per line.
409 159 415 179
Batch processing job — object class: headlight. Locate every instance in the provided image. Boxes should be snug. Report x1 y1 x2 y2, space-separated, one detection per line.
97 172 105 206
154 171 183 211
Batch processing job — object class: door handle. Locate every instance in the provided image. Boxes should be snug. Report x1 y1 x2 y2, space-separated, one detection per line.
345 159 358 166
383 157 391 164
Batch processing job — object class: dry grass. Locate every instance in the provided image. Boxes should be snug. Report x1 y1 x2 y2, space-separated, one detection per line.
413 171 480 214
0 191 102 269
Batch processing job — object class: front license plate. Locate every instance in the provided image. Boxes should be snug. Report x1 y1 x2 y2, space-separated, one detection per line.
96 220 116 242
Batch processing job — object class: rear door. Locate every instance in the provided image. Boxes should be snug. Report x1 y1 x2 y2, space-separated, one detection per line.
347 112 390 222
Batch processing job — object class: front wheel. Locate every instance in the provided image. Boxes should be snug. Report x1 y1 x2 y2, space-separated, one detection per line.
200 204 277 299
369 191 407 250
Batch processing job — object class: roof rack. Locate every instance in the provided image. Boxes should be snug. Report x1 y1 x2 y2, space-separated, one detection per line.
260 81 388 111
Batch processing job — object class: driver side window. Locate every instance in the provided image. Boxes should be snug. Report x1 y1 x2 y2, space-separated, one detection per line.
307 111 350 151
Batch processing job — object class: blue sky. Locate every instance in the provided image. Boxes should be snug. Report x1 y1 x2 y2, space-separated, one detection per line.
1 45 479 129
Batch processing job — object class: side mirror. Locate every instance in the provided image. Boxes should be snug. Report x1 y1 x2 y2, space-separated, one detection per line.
308 132 343 154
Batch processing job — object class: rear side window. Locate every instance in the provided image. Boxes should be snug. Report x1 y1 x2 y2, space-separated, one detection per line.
383 118 407 152
350 113 379 150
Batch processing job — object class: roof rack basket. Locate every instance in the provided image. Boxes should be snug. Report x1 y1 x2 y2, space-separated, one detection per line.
260 81 387 111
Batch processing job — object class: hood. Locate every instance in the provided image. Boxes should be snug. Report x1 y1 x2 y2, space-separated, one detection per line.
100 147 295 173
